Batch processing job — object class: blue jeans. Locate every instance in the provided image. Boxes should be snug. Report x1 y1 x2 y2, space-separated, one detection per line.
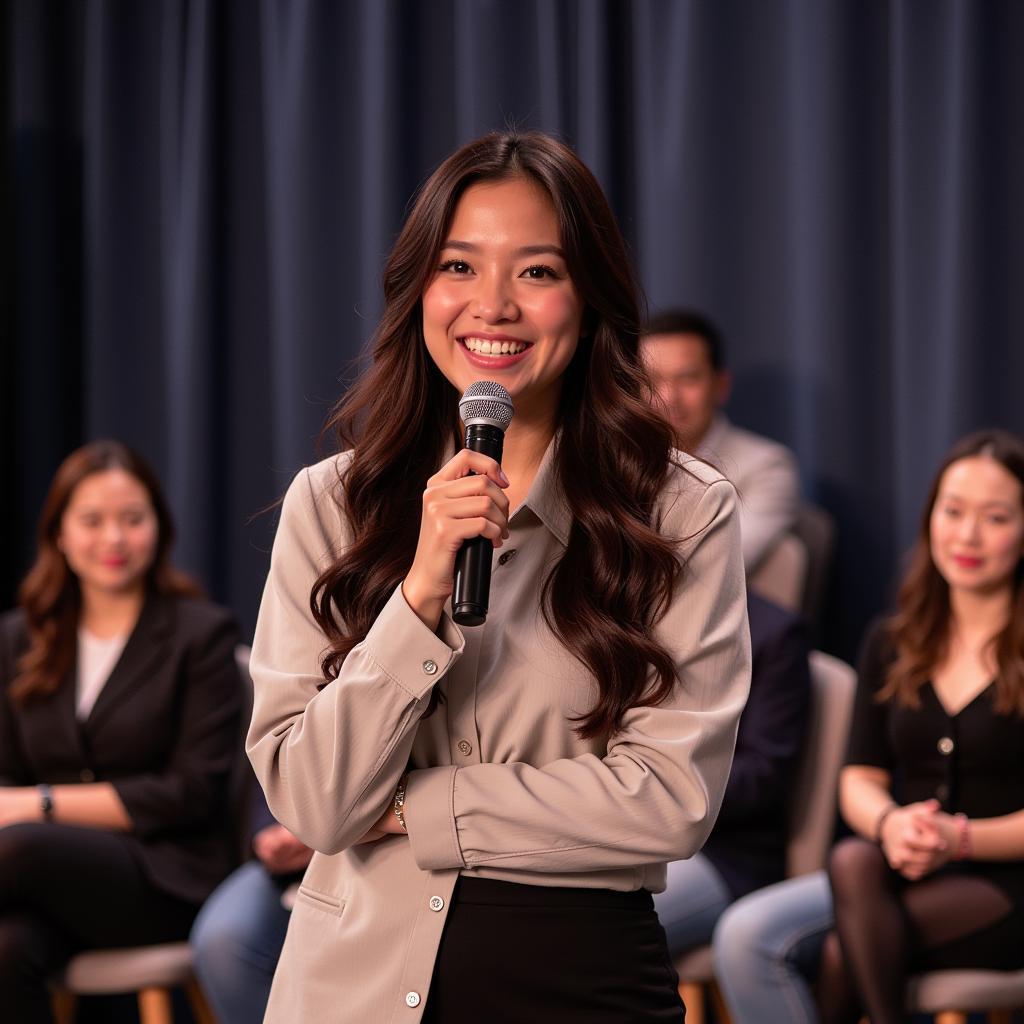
653 852 733 955
190 860 292 1024
712 870 833 1024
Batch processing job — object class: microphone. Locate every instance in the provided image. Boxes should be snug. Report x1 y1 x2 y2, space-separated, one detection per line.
452 381 515 626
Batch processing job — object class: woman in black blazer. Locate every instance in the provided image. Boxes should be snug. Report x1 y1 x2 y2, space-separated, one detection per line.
0 440 242 1022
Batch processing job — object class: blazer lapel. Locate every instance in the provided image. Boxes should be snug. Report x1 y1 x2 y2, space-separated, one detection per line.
18 657 90 774
84 590 174 733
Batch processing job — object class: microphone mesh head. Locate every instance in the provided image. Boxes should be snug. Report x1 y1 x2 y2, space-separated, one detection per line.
459 381 514 431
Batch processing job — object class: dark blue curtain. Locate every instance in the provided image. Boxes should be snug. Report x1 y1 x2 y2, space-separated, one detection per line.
5 0 1024 659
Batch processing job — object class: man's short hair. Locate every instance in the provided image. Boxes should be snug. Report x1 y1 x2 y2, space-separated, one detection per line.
642 309 726 372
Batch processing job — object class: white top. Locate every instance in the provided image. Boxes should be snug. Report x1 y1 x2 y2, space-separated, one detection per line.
76 629 130 720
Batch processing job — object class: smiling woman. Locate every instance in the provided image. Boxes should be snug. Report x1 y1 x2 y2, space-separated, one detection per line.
0 440 242 1022
246 131 752 1023
422 176 582 436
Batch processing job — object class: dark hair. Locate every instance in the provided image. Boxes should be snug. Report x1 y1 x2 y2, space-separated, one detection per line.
879 428 1024 716
13 440 202 704
313 129 686 738
642 309 726 372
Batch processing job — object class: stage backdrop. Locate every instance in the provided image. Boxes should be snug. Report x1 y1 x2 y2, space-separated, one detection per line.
4 0 1024 660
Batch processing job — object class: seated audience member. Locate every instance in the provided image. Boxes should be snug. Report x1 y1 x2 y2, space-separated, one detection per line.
641 309 800 571
654 592 810 954
0 440 242 1023
714 428 1024 1024
190 784 311 1023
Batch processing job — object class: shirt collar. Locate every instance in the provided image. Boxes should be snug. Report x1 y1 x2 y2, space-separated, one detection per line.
517 432 572 547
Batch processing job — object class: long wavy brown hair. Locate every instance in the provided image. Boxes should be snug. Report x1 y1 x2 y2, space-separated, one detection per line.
878 429 1024 715
12 440 202 705
313 130 690 738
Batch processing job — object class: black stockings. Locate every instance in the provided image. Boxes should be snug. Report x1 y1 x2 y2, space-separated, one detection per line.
820 837 1015 1024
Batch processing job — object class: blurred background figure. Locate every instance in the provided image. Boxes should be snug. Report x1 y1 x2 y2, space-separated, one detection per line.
654 591 811 957
0 440 242 1024
641 310 800 572
190 784 311 1024
713 428 1024 1024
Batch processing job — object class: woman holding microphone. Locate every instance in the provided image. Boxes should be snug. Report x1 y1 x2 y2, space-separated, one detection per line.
247 130 750 1022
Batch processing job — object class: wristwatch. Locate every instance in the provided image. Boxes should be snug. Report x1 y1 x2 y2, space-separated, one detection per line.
38 783 55 822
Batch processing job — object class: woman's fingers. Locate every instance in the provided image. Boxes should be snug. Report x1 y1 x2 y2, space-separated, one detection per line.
425 474 510 522
421 485 509 532
403 454 513 627
428 449 510 491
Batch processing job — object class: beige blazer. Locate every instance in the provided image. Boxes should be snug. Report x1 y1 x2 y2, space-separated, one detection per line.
247 441 751 1023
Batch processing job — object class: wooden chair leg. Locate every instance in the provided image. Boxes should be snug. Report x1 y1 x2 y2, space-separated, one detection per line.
137 986 174 1024
51 989 78 1024
933 1012 968 1024
185 975 219 1024
708 978 732 1024
678 982 705 1024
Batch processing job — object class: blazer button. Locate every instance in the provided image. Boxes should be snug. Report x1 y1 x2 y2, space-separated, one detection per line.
422 660 438 675
498 549 518 566
429 896 445 912
80 769 96 783
937 736 954 755
457 740 472 756
405 992 421 1008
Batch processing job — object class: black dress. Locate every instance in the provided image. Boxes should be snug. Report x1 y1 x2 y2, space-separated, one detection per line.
846 620 1024 966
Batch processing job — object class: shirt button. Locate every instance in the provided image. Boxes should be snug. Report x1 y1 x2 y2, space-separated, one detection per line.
937 736 954 755
936 783 950 802
80 769 95 783
405 992 421 1008
429 896 445 912
422 659 438 675
457 740 473 756
498 549 518 566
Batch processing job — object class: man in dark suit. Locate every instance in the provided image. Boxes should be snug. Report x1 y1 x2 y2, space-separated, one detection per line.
654 592 811 953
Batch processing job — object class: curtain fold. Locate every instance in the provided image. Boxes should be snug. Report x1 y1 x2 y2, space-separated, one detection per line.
5 0 1023 657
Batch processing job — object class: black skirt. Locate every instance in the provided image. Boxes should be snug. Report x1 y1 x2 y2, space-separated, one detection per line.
421 876 685 1024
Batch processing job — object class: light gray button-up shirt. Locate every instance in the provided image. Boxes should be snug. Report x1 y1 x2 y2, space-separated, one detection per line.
248 439 751 1023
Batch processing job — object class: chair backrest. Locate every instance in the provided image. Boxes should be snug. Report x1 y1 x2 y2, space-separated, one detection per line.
785 650 857 878
792 503 836 643
748 533 808 614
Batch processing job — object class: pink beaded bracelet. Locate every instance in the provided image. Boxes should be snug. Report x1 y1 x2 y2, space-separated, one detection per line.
954 812 971 860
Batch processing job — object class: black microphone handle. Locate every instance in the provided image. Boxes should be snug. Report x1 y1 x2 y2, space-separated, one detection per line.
452 423 506 626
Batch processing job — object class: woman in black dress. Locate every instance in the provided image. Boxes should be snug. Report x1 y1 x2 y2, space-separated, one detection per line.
821 428 1024 1024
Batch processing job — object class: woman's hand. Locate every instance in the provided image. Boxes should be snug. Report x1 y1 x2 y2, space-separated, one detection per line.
252 823 314 874
879 799 954 879
0 787 43 827
402 450 510 629
353 787 410 845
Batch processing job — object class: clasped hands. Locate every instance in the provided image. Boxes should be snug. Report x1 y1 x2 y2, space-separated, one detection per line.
878 798 958 879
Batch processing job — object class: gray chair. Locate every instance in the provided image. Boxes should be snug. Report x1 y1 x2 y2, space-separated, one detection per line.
748 503 836 644
748 532 807 615
905 968 1024 1023
50 644 253 1024
674 651 857 1024
791 502 836 644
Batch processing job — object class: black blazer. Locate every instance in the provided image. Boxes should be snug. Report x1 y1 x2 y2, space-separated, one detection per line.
0 592 243 906
701 593 812 898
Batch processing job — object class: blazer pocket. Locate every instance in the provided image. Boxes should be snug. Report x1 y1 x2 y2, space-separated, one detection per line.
295 884 346 918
